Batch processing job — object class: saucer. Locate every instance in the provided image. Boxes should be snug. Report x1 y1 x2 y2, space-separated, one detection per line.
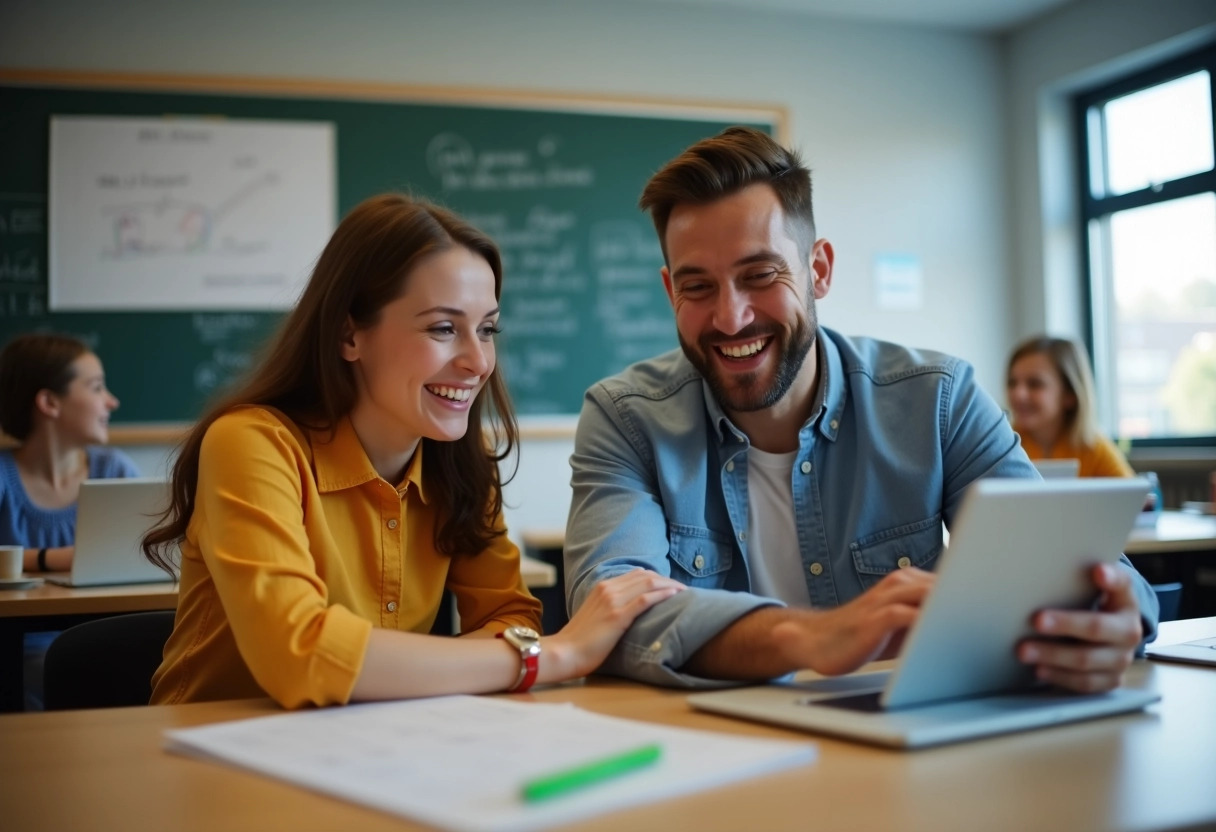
0 576 43 590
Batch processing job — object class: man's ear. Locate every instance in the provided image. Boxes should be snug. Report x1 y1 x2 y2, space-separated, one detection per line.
809 239 834 300
661 266 676 307
339 317 360 363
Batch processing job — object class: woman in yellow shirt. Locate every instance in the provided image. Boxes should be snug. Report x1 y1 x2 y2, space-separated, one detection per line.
1006 336 1134 478
142 194 684 709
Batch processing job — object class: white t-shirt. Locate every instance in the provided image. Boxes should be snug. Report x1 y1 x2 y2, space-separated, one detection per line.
745 447 812 608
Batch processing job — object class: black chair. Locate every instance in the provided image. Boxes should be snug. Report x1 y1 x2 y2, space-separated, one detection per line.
42 610 176 710
1152 582 1184 624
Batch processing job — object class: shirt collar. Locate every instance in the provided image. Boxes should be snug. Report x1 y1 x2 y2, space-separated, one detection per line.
312 415 429 503
706 328 839 446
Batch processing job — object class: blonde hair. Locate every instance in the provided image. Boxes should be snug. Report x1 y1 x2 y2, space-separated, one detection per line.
1007 335 1102 447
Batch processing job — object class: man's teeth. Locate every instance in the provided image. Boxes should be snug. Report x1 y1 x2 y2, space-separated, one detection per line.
428 386 471 402
719 339 766 358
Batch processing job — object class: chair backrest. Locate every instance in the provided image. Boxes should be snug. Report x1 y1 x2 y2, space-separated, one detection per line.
43 610 176 710
1151 582 1184 624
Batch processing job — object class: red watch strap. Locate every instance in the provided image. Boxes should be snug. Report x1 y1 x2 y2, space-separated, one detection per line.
496 631 539 693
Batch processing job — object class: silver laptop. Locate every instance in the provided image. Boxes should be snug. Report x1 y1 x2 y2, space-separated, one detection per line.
47 478 175 587
1145 633 1216 666
1033 458 1081 479
689 478 1158 749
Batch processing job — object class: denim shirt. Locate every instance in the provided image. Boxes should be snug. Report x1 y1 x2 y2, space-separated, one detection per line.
564 327 1159 688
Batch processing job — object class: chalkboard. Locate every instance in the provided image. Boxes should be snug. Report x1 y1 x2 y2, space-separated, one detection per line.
0 73 780 428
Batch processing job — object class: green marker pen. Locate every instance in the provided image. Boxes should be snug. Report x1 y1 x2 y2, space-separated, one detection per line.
521 743 662 803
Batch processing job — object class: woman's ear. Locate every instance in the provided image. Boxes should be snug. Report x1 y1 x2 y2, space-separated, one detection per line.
339 317 360 363
33 389 60 420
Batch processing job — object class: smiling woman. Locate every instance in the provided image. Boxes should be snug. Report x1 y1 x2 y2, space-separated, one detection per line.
0 332 141 710
139 194 684 710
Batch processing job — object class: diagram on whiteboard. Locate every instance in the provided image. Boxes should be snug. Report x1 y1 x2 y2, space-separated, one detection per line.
104 172 280 258
49 116 334 311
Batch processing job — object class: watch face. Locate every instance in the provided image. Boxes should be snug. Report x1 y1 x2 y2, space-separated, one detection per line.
506 626 540 643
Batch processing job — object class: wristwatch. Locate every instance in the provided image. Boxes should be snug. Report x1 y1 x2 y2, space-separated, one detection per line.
496 626 541 693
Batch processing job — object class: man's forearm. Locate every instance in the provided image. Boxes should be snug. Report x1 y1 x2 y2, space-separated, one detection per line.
681 606 816 680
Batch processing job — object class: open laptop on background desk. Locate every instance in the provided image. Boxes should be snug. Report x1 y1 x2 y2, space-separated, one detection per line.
690 478 1157 748
1032 458 1080 479
46 479 175 587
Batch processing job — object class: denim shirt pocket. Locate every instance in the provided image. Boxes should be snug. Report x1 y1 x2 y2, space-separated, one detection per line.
849 514 943 590
667 524 735 588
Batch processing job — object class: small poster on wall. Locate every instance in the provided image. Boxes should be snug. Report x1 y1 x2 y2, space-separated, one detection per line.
48 115 334 311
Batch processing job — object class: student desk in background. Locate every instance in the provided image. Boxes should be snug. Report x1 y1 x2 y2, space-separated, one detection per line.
1126 510 1216 620
0 557 556 713
2 617 1214 832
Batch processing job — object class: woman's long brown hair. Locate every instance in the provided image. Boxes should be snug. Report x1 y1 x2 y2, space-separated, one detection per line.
141 194 518 576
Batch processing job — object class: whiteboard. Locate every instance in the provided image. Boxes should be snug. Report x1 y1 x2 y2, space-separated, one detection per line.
49 116 334 310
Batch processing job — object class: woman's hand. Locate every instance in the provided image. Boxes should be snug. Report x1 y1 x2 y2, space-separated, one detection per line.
538 569 684 683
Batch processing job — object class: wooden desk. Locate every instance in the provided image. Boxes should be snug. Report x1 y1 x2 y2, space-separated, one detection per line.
0 557 555 713
1126 510 1216 555
1 618 1214 831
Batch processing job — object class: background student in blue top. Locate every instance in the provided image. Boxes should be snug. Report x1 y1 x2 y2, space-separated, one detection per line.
0 332 139 708
564 126 1157 693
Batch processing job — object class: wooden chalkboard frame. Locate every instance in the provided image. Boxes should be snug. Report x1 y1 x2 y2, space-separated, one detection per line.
0 69 787 444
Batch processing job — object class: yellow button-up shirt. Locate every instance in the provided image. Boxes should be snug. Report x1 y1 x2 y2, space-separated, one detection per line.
151 406 541 708
1017 433 1134 479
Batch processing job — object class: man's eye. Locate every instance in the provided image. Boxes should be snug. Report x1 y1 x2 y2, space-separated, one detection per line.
679 282 711 295
746 270 779 283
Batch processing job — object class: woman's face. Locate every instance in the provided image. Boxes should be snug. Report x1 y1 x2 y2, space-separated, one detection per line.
51 352 120 445
1006 352 1074 442
342 245 499 451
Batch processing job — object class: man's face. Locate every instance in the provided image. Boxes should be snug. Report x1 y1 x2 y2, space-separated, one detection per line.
661 183 831 414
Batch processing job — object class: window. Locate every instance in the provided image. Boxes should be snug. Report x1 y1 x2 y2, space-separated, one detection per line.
1076 44 1216 444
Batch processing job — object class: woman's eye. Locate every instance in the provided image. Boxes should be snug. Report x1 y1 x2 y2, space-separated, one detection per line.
479 324 502 339
430 324 457 336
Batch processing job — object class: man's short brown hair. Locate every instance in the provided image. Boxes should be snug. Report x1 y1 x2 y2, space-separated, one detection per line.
639 126 815 262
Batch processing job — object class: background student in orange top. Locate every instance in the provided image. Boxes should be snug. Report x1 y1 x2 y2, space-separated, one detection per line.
1006 335 1134 478
142 194 683 709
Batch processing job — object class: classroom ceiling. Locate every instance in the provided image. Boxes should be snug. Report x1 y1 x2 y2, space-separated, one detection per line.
621 0 1078 33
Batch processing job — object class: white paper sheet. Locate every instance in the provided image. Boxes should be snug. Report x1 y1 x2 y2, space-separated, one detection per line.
164 695 815 832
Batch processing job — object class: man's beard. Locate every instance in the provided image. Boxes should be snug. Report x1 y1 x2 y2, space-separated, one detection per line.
679 306 817 413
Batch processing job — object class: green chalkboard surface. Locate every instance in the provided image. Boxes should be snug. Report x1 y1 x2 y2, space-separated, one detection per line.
0 74 779 426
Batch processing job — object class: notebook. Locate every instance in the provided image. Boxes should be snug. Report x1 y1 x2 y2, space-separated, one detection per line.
689 477 1158 749
47 478 175 587
1033 458 1080 479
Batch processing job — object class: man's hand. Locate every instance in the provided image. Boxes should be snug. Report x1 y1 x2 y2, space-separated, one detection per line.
683 567 935 680
1018 563 1142 693
772 567 935 675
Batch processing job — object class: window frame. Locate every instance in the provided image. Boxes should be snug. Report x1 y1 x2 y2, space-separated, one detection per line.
1073 42 1216 449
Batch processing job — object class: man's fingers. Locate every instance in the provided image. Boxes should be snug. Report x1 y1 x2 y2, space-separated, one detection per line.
1033 607 1142 647
1092 563 1138 614
1019 639 1135 674
1034 664 1125 694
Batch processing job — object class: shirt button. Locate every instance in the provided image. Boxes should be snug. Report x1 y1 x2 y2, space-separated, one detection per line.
386 601 398 612
897 556 912 569
829 419 839 430
387 518 398 530
693 555 705 570
725 460 735 472
738 531 747 542
800 461 812 474
809 562 823 576
650 641 662 652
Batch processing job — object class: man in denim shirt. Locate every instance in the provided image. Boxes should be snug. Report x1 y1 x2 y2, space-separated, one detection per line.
565 126 1157 691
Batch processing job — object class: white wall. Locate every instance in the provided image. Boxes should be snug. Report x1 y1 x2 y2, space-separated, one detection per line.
1 0 1013 541
1003 0 1216 343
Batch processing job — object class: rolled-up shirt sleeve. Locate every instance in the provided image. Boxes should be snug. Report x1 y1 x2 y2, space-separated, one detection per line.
566 388 780 688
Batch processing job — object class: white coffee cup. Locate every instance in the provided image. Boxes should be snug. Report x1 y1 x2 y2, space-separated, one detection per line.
0 545 23 580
